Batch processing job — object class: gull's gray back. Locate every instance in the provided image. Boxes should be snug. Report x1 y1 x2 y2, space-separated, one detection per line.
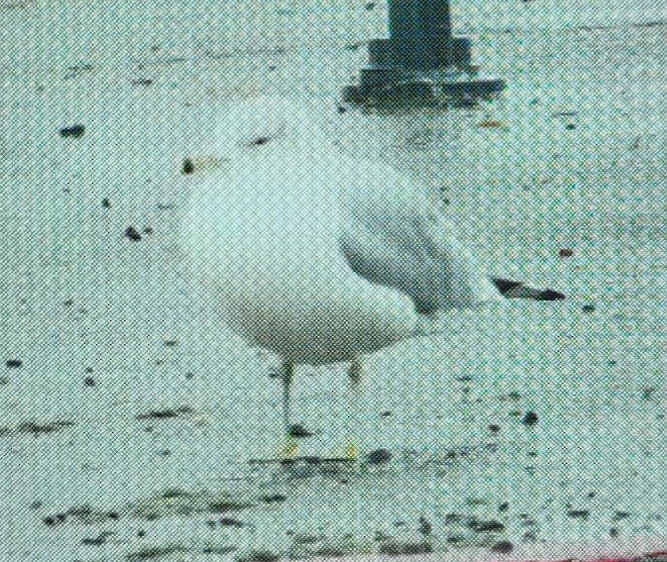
338 156 502 314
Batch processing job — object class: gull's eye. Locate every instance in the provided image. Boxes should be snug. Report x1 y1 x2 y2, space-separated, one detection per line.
250 136 270 146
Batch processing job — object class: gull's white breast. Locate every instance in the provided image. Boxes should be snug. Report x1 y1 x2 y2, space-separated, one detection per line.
181 150 417 365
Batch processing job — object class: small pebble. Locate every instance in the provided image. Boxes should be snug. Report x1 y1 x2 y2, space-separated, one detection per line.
101 198 110 209
81 531 115 546
582 304 596 313
418 515 432 536
59 124 85 138
471 520 505 533
5 359 22 368
522 411 539 426
566 509 590 520
559 248 574 258
124 226 142 241
444 513 465 524
366 448 392 465
182 159 195 175
491 541 514 554
613 510 631 521
131 78 154 86
260 494 287 504
83 377 95 387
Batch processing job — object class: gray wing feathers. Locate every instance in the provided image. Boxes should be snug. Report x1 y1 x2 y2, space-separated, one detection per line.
336 157 563 313
340 201 502 314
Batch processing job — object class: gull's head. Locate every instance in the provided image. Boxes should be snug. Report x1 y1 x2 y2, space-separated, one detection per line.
186 95 329 174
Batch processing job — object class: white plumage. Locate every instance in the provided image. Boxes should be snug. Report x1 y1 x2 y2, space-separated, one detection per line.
182 96 500 364
180 96 544 455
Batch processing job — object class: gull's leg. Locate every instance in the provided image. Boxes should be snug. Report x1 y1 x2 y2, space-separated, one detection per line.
344 357 363 460
278 359 299 459
282 360 294 434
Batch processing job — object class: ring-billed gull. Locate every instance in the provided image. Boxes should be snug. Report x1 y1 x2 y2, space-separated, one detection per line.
181 96 564 459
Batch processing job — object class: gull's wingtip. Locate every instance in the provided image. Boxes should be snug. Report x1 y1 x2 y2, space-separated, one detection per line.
535 288 566 301
491 277 566 301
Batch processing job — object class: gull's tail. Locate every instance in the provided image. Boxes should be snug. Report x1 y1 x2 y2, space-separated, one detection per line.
408 278 565 339
491 277 565 301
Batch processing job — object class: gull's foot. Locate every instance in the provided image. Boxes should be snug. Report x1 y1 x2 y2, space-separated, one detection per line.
344 441 359 461
279 436 300 459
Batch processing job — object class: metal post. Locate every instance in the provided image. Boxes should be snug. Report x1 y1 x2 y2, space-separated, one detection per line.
387 0 452 69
